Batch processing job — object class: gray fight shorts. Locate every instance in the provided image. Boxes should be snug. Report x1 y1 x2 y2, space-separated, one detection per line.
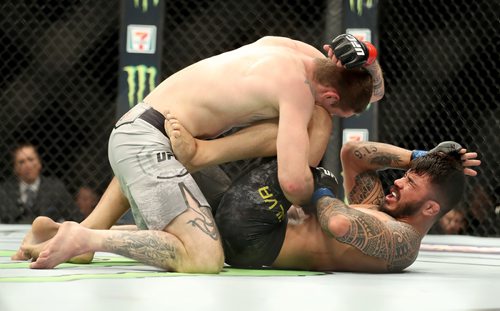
108 102 210 230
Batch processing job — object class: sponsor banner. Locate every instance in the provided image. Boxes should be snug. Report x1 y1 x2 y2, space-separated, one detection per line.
342 128 369 144
123 64 158 107
117 0 164 118
127 24 157 54
346 28 371 42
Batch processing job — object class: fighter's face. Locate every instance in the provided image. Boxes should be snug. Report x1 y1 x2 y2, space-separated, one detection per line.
380 171 432 219
14 146 42 184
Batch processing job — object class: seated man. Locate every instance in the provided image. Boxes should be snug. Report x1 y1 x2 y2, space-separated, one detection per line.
0 143 79 224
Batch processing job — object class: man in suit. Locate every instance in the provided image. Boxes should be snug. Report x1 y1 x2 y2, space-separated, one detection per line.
0 143 79 224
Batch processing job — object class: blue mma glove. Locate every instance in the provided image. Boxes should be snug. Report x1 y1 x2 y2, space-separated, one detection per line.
310 166 339 207
411 141 462 160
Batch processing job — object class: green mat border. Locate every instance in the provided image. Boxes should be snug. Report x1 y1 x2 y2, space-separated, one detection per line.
1 250 326 282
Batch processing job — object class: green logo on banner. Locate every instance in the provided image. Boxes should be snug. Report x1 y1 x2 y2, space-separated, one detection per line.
350 0 373 16
134 0 160 13
123 65 158 107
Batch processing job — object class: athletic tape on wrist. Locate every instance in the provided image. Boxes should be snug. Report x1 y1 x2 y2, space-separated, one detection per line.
411 150 428 160
311 188 335 206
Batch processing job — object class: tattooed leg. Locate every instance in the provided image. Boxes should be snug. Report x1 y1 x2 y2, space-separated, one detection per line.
186 205 219 240
27 221 186 271
27 189 223 272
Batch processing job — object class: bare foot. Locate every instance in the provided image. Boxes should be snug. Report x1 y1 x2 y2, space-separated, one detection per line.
164 112 198 171
11 216 60 260
28 221 91 269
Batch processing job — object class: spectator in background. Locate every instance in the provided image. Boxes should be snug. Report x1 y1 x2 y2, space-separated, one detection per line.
464 184 499 236
0 143 79 224
429 208 466 235
75 185 99 221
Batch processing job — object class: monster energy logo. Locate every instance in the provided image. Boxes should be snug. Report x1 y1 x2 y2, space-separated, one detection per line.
134 0 160 13
350 0 373 16
123 65 158 107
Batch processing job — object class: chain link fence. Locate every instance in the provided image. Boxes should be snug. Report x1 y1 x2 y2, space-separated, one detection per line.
0 1 120 222
1 0 498 236
0 0 329 224
378 0 499 236
160 0 331 180
160 0 329 80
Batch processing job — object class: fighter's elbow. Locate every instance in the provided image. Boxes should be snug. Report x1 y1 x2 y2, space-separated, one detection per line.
280 179 307 197
340 140 359 163
326 214 351 238
279 176 311 205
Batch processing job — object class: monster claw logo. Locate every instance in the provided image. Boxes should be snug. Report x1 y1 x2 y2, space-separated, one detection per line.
134 0 160 13
123 65 158 107
350 0 373 16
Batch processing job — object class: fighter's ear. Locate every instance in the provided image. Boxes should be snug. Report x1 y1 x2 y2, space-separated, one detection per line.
422 200 440 217
325 90 340 103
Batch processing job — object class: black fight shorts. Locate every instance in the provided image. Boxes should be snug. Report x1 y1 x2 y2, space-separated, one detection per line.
215 158 291 267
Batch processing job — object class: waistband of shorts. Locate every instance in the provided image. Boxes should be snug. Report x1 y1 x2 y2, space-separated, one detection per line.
138 106 168 137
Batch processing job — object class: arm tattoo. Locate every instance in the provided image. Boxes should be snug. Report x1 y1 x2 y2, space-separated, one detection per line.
370 153 403 168
371 75 384 99
348 172 385 205
316 197 421 272
104 231 177 270
317 198 344 238
352 146 403 169
365 65 384 99
187 205 219 240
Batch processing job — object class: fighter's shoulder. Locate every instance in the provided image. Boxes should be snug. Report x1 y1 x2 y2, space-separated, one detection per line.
250 37 304 61
253 36 295 46
246 53 303 82
352 205 392 220
384 220 421 271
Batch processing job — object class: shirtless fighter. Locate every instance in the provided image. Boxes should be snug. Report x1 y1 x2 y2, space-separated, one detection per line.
163 115 480 272
14 34 382 272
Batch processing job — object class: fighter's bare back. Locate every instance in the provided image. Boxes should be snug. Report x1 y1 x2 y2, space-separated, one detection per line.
144 37 324 139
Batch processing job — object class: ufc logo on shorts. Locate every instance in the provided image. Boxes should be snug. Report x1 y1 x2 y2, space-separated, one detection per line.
157 152 175 162
346 35 365 56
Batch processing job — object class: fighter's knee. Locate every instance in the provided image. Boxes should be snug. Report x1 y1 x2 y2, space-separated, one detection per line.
312 105 332 126
179 243 224 273
203 247 225 273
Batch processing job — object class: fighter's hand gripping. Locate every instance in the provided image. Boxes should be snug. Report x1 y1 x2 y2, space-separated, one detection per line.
412 141 481 177
311 166 339 206
330 34 378 69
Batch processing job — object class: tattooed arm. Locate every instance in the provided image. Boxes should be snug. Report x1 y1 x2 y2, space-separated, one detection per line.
364 61 385 103
316 196 421 272
340 141 412 205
